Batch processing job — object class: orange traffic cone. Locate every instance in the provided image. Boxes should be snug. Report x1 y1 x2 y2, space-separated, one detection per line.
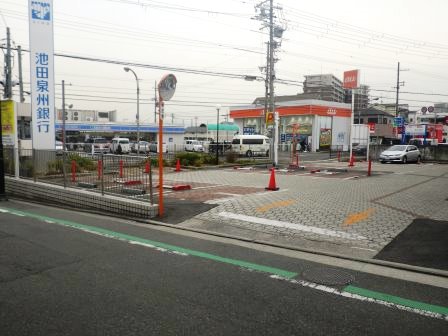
348 155 355 167
175 159 181 172
265 168 279 191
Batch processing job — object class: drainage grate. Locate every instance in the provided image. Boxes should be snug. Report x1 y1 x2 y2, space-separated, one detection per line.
302 267 354 286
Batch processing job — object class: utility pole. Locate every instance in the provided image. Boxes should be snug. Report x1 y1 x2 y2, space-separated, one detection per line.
395 62 401 117
268 0 275 121
4 27 12 99
254 0 284 166
17 45 25 103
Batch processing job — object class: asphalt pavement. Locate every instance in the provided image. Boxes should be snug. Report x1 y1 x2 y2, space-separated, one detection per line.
0 200 447 335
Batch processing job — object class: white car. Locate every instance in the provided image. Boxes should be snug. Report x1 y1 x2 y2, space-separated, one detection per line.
379 145 421 164
110 138 131 154
149 142 168 153
132 141 150 153
185 140 204 152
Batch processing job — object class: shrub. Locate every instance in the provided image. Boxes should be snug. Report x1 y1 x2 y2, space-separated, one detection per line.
225 151 237 163
175 152 203 166
47 159 63 175
67 153 97 171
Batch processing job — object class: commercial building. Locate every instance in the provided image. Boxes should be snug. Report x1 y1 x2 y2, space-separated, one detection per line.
229 99 352 152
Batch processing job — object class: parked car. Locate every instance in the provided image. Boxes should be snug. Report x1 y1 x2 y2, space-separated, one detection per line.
84 137 110 154
110 137 131 154
55 140 64 155
408 138 437 146
185 140 204 152
352 144 367 156
149 142 167 153
379 145 421 164
132 141 150 153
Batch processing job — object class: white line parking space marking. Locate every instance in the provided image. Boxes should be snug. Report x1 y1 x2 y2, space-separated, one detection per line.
218 212 367 240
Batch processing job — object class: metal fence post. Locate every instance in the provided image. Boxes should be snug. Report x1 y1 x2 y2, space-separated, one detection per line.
62 150 67 188
101 153 105 196
33 149 37 183
149 160 154 205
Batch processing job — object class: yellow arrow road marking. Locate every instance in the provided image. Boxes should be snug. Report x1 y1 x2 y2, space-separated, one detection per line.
256 199 295 213
343 208 375 226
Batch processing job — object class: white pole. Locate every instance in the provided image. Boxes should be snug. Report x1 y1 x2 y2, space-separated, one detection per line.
349 89 355 159
274 111 279 166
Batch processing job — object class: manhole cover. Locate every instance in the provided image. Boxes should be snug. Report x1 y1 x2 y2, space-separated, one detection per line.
302 267 354 286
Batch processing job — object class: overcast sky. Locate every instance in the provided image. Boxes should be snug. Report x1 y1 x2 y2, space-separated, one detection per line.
1 0 448 125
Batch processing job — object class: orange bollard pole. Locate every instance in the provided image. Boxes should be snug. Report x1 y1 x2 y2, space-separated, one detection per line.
119 160 123 178
145 161 150 174
97 160 103 180
368 159 372 176
71 160 76 182
337 151 341 162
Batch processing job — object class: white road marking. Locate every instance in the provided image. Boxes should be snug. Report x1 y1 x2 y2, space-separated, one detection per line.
350 246 377 252
270 275 447 321
218 212 367 240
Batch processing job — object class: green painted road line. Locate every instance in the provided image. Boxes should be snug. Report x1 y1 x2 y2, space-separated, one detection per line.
0 207 298 279
344 285 448 316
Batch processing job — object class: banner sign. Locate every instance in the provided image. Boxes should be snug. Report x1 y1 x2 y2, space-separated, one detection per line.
405 124 426 136
368 122 375 133
0 100 17 146
343 69 360 89
29 0 55 149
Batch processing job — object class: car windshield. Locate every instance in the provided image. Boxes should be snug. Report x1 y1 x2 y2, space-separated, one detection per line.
389 145 406 151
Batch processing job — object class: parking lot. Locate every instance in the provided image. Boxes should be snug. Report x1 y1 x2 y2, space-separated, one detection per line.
145 159 448 268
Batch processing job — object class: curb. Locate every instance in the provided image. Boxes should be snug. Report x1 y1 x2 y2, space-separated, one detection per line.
139 217 448 279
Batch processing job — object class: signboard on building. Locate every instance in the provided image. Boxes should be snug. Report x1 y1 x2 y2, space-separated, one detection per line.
368 122 375 134
243 127 255 135
319 128 331 149
343 69 360 89
0 100 17 146
405 124 426 136
29 0 56 149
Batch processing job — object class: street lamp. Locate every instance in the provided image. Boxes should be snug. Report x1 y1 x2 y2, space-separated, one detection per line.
124 67 140 155
216 104 221 165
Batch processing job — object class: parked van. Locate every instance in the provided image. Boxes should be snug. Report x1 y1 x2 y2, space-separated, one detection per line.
231 135 270 157
185 140 204 152
110 137 131 154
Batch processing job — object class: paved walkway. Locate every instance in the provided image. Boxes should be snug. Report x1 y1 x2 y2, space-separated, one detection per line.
156 160 448 259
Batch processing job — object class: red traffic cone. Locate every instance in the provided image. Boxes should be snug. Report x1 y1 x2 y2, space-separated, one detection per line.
265 168 279 191
348 155 355 167
175 159 181 172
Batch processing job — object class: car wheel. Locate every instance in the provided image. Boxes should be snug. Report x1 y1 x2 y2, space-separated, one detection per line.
380 160 386 164
402 156 407 164
246 150 253 158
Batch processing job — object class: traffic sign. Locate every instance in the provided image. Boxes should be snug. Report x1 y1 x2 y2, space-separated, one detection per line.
421 106 427 114
428 106 434 113
393 117 404 127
